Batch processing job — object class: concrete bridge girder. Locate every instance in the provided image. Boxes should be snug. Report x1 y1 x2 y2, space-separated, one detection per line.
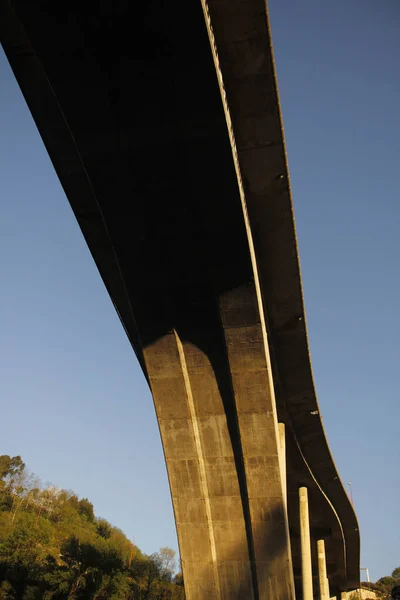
0 0 361 597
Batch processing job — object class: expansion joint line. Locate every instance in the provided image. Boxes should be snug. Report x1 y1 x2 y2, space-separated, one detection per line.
174 331 221 597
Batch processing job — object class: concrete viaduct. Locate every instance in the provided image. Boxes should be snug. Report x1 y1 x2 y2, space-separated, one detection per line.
0 0 360 598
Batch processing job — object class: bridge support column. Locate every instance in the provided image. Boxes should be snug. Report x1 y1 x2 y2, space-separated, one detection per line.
317 539 330 600
278 423 286 505
145 318 296 599
299 487 313 600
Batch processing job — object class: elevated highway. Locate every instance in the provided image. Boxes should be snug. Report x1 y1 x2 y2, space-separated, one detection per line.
0 0 360 598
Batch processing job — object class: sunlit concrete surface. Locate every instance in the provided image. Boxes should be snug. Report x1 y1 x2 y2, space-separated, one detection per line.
0 0 360 597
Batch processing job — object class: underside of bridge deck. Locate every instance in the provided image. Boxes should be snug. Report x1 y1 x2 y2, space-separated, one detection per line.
0 0 360 597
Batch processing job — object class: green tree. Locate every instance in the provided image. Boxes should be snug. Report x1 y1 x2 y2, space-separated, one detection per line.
96 519 112 540
59 535 126 598
77 498 95 523
174 572 184 587
392 567 400 582
0 456 25 483
0 581 14 599
0 512 52 598
0 454 185 600
91 571 131 599
373 573 399 599
158 548 176 581
0 456 26 512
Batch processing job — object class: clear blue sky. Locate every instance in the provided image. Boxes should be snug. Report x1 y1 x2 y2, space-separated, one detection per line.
0 0 399 583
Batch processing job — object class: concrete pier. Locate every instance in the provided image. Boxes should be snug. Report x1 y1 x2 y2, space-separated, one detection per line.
299 487 313 600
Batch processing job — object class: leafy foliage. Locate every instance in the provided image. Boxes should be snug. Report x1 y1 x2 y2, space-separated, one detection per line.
0 455 185 599
361 567 400 599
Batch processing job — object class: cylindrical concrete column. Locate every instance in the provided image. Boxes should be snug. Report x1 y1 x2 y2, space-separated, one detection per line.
278 423 296 599
278 423 287 505
317 539 330 600
299 487 313 600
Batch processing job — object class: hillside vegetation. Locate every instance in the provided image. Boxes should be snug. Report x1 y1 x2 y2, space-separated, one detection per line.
0 455 185 599
360 567 400 599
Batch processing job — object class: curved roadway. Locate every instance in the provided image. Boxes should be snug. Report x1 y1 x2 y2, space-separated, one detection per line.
0 0 360 597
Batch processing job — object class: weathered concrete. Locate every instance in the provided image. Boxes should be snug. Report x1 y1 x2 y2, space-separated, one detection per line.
278 423 287 506
318 539 330 600
299 488 313 600
0 0 360 597
144 286 295 598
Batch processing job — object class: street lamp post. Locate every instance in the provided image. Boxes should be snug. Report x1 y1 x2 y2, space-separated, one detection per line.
348 482 354 505
361 568 370 583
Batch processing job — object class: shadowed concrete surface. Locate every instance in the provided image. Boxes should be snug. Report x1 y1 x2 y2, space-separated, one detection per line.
0 0 360 597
